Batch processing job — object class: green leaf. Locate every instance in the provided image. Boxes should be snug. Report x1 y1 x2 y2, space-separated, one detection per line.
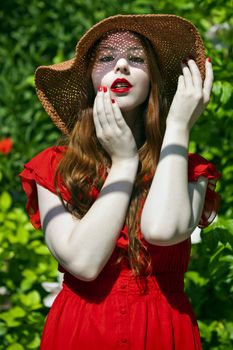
20 269 38 291
0 307 26 328
0 321 8 336
0 316 20 328
16 226 29 245
5 220 16 230
7 231 18 244
10 307 26 318
0 192 12 212
212 81 222 96
34 245 50 255
220 81 233 104
209 243 226 264
185 271 208 287
22 269 37 281
0 212 4 222
27 334 41 349
6 344 24 350
198 320 212 342
24 75 35 87
19 291 41 308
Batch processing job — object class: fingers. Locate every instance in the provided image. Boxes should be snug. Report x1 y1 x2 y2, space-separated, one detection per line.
103 88 119 130
203 59 214 103
111 99 129 131
93 95 102 136
93 87 123 138
94 88 109 130
186 60 202 90
177 75 185 92
180 59 202 91
180 62 193 90
180 58 213 101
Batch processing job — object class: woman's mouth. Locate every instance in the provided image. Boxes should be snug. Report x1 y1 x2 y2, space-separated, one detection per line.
111 78 133 94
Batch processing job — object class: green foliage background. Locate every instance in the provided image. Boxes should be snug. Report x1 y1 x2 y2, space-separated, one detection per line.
0 0 232 349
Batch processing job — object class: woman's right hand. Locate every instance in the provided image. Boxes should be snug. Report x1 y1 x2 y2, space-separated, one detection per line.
93 86 139 164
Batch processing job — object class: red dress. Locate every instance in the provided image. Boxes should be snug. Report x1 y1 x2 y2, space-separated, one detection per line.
19 146 221 350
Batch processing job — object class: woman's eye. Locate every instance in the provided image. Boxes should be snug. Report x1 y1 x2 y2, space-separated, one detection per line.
129 56 145 63
99 56 115 62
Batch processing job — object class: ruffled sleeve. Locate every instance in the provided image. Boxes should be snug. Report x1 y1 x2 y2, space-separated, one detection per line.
18 146 69 229
188 153 221 228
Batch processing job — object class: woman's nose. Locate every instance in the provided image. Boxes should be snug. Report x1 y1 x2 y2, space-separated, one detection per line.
114 58 130 74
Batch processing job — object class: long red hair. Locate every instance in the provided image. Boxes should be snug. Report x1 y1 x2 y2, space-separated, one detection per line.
54 32 169 280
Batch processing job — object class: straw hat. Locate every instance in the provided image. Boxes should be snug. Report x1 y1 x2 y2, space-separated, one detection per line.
35 14 206 134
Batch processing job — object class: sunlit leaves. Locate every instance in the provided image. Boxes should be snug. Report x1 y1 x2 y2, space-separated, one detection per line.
0 191 57 349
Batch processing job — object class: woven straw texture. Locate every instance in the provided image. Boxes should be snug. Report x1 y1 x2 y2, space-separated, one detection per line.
35 14 206 134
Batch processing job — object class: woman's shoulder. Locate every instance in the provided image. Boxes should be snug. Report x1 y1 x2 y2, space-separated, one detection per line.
188 153 221 228
19 145 68 200
20 145 67 182
18 145 68 229
24 145 67 169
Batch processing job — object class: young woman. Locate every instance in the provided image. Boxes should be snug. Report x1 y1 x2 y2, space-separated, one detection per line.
19 14 221 350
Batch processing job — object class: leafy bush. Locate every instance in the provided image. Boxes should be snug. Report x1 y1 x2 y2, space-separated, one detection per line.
0 191 58 350
186 218 233 349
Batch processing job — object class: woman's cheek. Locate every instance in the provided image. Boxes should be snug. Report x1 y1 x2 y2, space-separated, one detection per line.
91 67 112 91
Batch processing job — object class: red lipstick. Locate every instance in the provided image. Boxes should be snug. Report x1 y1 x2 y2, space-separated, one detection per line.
111 78 132 94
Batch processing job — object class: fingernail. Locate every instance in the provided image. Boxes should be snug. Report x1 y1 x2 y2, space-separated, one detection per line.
103 86 107 93
208 57 212 62
98 86 102 92
111 99 115 104
182 59 187 64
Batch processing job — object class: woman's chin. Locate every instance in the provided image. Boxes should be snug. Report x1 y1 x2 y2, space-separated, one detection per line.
115 95 148 113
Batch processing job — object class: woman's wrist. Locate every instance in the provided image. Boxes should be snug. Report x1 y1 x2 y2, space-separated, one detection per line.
162 119 190 150
111 155 139 167
166 118 191 133
109 156 139 178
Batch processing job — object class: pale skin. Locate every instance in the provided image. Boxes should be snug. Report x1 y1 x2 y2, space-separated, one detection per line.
36 47 213 281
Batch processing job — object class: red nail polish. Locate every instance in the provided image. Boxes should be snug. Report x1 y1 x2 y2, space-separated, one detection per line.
188 54 195 60
103 86 107 93
182 59 187 64
111 99 115 104
208 57 212 62
98 86 102 92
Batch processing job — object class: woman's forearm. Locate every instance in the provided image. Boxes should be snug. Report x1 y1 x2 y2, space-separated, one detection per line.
141 121 192 244
141 58 214 245
67 158 138 279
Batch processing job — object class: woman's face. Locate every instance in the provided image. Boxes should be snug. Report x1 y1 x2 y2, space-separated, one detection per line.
91 31 150 112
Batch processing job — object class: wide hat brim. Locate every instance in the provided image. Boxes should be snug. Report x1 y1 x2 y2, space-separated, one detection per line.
35 14 206 134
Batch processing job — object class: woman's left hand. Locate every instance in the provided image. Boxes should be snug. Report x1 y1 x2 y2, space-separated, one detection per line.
166 58 214 131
